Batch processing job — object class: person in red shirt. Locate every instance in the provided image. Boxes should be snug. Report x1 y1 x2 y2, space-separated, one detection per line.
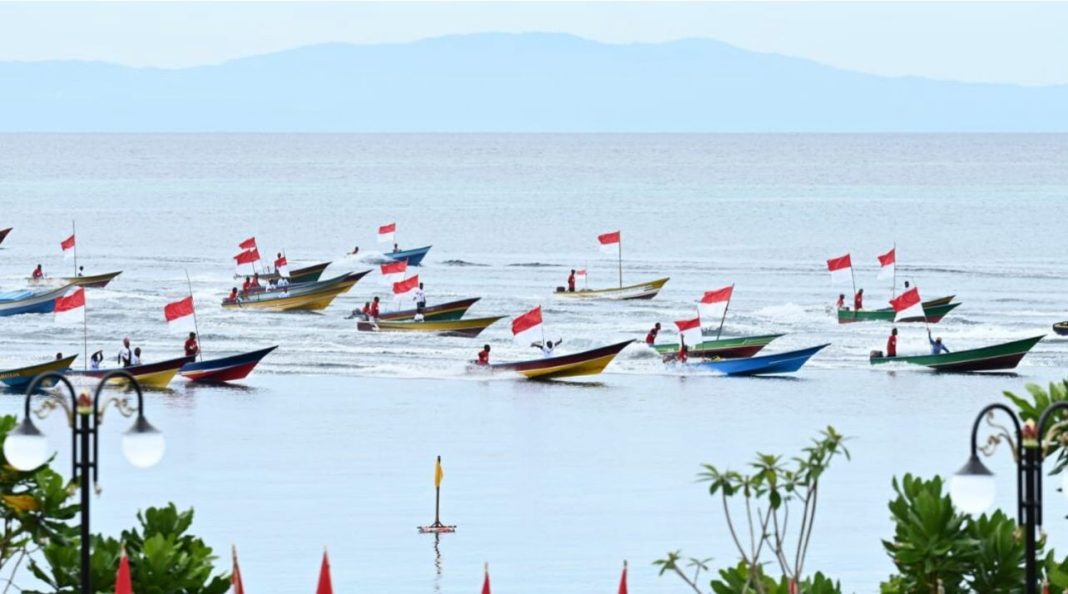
835 294 845 310
645 322 661 345
677 342 689 363
567 270 576 292
241 277 252 293
369 296 381 319
31 264 43 280
184 332 199 358
227 287 239 302
854 288 864 311
475 344 491 366
251 273 262 287
886 327 898 357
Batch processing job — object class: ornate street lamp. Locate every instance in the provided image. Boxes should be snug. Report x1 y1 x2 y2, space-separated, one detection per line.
2 371 165 593
950 402 1068 594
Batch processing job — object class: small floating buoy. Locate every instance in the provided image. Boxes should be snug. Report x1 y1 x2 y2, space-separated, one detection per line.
418 455 457 534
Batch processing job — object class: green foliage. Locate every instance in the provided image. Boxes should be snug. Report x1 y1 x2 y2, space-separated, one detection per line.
1003 380 1068 472
706 562 842 594
966 510 1026 594
26 503 229 594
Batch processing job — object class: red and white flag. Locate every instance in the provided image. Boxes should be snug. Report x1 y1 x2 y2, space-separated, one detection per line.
826 253 853 285
877 247 896 280
234 248 260 275
54 287 85 326
378 223 396 243
238 237 257 251
575 269 587 279
618 560 629 594
60 234 76 259
481 563 491 594
392 274 419 298
598 231 621 254
511 306 543 344
115 547 132 594
889 286 925 322
231 545 246 594
698 286 734 322
674 315 703 347
316 549 333 594
274 254 290 278
163 296 196 334
380 260 408 285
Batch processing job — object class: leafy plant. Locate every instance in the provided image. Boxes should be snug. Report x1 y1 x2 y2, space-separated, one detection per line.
1003 380 1068 472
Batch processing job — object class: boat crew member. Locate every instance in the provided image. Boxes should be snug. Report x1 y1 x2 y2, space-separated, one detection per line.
227 287 239 303
476 345 491 366
532 339 562 357
369 296 381 319
77 266 85 277
886 328 898 357
356 301 371 320
645 322 661 345
90 351 104 370
928 330 950 355
131 347 142 366
393 243 400 253
55 352 63 360
677 342 689 363
904 281 911 289
350 246 360 255
835 294 845 310
251 273 262 287
32 264 43 280
567 270 576 292
854 289 864 311
413 283 426 314
277 276 289 292
117 338 132 367
241 277 252 293
184 332 199 358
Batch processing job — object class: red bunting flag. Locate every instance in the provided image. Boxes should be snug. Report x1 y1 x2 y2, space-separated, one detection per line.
115 547 132 594
674 316 703 346
482 563 491 594
163 296 196 333
231 545 246 594
392 274 420 296
54 287 85 325
826 253 853 285
234 249 260 265
380 260 408 285
889 286 924 322
618 560 629 594
238 237 257 250
877 247 896 280
598 231 621 254
60 234 76 259
378 223 396 243
698 286 734 321
511 306 543 336
316 549 333 594
575 269 587 278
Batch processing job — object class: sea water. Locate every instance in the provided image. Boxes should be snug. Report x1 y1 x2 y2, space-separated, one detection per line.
0 134 1067 592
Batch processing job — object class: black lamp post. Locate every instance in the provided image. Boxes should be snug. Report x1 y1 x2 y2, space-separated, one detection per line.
950 402 1068 594
2 371 165 594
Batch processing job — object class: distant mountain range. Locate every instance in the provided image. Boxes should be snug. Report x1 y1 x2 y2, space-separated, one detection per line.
1 33 1066 132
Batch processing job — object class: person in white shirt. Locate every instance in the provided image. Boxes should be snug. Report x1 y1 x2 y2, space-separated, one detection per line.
413 283 426 314
531 339 563 358
90 350 103 370
117 337 132 367
131 347 142 366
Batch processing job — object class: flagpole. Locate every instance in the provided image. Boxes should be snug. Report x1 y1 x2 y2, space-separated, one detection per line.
82 289 88 370
891 241 897 298
185 270 203 361
72 220 77 277
433 455 442 527
617 237 623 289
716 284 734 341
585 261 589 290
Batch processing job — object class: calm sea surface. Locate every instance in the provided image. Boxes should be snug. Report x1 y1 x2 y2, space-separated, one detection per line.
1 134 1067 592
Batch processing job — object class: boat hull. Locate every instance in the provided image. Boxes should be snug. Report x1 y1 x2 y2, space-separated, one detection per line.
385 245 432 266
0 355 78 388
357 316 503 337
223 271 368 312
63 271 122 289
695 344 830 376
655 333 784 360
1054 322 1068 336
0 227 11 245
376 297 480 322
837 301 960 324
553 277 670 301
73 356 195 389
487 340 634 380
180 346 278 382
870 335 1044 372
0 285 70 316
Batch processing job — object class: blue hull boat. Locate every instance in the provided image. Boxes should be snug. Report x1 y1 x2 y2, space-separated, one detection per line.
385 245 432 266
0 285 69 317
695 344 830 376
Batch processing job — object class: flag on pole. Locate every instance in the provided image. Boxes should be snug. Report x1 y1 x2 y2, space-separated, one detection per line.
392 274 419 298
698 286 733 321
674 316 703 347
163 296 197 334
231 545 246 594
482 563 491 594
274 254 290 278
575 269 587 279
434 457 444 489
238 237 257 250
316 549 333 594
380 260 408 285
378 223 396 243
115 546 132 594
598 231 621 254
511 306 543 344
54 287 85 326
234 248 260 275
877 247 896 280
618 560 629 594
889 287 925 322
826 254 853 285
60 234 76 259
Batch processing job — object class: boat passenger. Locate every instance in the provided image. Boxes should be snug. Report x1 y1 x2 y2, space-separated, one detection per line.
77 266 85 277
369 296 381 319
414 312 425 322
645 322 661 346
393 243 400 253
131 347 142 366
277 276 289 290
251 273 262 287
241 277 252 293
677 342 689 363
117 338 132 367
928 330 950 355
904 281 911 289
476 345 491 366
228 287 239 303
886 328 898 357
567 270 576 292
32 264 43 280
532 339 562 358
185 332 199 358
414 283 426 314
90 351 104 370
854 289 864 311
55 352 63 360
350 246 360 256
835 294 845 310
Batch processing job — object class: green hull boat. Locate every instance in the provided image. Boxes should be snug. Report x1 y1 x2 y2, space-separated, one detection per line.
653 333 784 360
838 298 960 324
870 335 1044 372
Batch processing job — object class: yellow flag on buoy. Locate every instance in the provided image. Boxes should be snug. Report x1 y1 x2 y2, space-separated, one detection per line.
434 456 444 488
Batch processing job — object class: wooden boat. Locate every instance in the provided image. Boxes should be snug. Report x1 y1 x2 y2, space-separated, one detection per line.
222 271 368 312
385 245 432 266
837 299 960 324
1053 322 1068 336
484 340 634 380
356 316 504 338
0 227 11 245
179 346 278 383
869 335 1044 373
655 334 785 360
62 271 122 289
694 344 830 376
0 355 78 389
234 261 332 284
0 285 70 317
553 277 670 301
73 355 195 389
375 297 481 322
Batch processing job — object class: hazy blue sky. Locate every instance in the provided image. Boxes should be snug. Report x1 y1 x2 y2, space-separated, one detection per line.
1 2 1065 86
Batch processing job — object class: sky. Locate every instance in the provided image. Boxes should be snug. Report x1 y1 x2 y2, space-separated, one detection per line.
0 2 1065 86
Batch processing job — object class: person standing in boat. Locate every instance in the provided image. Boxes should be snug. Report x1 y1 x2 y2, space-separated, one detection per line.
645 322 661 345
677 342 689 363
184 332 199 358
413 283 427 315
117 337 132 367
835 294 846 310
393 243 400 253
131 347 142 366
369 296 381 319
475 344 491 366
567 270 576 292
90 350 104 370
854 288 864 310
928 330 950 355
31 264 44 280
886 328 898 358
350 246 360 256
241 277 252 294
77 266 85 277
531 339 562 357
